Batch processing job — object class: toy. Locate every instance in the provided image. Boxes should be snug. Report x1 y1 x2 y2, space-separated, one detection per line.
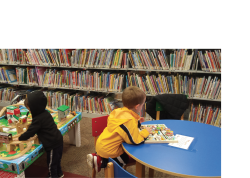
0 132 13 144
19 115 27 124
0 101 77 160
0 103 55 160
57 105 70 122
71 111 76 116
141 124 178 144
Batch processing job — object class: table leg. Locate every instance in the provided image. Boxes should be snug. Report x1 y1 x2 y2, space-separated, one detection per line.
149 168 154 178
75 122 81 147
67 126 76 145
67 122 81 147
136 161 145 178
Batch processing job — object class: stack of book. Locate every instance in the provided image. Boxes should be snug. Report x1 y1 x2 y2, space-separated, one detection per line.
0 87 36 103
0 87 16 102
0 49 19 64
0 49 129 69
197 50 221 72
125 72 221 99
37 67 124 92
0 66 17 83
0 49 221 72
79 49 127 69
188 102 221 127
169 49 198 70
127 49 198 70
128 49 170 70
16 67 27 84
41 89 118 115
27 67 39 85
191 76 221 99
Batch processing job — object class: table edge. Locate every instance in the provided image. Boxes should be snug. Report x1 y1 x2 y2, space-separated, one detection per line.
122 144 220 178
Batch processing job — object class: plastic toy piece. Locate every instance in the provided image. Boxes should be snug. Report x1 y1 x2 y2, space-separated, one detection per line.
57 105 70 122
71 111 76 116
143 124 178 144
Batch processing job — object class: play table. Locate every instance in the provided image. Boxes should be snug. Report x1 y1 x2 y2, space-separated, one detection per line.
0 106 82 178
122 120 221 178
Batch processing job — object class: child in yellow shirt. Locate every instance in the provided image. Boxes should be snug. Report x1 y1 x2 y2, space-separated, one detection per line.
87 86 152 172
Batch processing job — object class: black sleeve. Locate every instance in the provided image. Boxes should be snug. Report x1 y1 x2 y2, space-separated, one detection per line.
138 120 141 128
19 118 41 141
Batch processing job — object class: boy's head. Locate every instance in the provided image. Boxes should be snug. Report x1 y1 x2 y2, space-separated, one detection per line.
24 91 47 117
122 86 146 113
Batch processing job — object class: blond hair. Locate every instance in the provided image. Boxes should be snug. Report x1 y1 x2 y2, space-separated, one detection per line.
122 86 146 109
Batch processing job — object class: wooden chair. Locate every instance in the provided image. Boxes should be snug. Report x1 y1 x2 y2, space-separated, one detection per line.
91 115 135 178
91 115 109 178
155 101 184 120
105 158 137 178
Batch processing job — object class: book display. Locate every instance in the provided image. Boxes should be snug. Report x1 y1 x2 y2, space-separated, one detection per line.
0 49 221 125
125 72 221 100
188 102 221 127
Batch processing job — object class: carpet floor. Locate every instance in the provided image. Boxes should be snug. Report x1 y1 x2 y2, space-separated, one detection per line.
31 117 183 178
25 164 89 178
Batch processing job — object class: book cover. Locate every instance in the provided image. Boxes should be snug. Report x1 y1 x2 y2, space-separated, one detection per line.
3 66 17 83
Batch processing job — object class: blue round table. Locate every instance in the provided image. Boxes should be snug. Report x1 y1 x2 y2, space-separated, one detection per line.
122 120 221 178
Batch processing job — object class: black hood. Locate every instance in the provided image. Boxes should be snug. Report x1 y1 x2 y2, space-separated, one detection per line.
27 91 47 117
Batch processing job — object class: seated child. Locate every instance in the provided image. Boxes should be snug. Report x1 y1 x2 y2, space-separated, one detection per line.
17 91 64 178
87 86 152 172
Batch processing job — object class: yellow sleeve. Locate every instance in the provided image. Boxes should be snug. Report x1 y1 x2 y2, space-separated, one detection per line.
118 120 150 145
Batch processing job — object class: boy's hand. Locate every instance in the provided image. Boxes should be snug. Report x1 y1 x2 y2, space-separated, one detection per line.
139 117 145 123
145 126 153 134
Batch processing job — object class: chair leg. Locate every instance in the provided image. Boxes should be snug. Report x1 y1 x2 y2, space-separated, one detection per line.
92 168 96 178
156 111 160 120
104 167 109 178
105 162 114 178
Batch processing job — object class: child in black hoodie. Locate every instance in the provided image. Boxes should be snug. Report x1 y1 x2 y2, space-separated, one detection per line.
18 91 64 178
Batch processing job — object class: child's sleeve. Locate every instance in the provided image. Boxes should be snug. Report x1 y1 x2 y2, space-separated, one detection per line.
119 120 150 145
19 118 41 141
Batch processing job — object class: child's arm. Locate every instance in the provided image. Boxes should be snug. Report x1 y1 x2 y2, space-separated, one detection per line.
19 118 41 141
119 121 151 145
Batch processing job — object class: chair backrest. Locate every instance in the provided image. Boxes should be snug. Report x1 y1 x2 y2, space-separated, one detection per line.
106 158 137 178
92 115 109 146
92 115 109 137
155 98 185 120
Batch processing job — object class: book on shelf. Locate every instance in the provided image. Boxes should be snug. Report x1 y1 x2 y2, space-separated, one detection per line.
0 87 37 103
0 66 17 83
16 67 28 84
197 50 221 72
188 102 221 127
43 90 120 115
125 72 221 99
0 48 128 69
1 49 220 73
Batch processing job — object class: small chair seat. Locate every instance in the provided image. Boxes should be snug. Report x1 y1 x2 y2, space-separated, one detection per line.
105 158 137 178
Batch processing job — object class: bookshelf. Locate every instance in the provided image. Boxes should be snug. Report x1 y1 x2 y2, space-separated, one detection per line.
0 48 222 126
0 63 221 74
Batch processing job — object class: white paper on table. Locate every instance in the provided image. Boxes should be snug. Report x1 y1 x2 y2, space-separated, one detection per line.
168 134 194 150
